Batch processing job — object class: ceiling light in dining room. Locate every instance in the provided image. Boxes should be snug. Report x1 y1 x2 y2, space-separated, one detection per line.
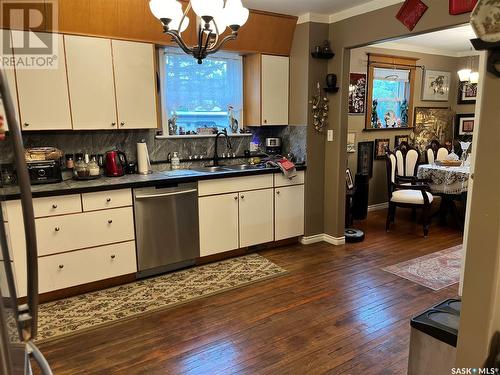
149 0 249 64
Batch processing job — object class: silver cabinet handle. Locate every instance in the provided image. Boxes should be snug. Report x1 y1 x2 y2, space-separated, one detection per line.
54 227 60 232
135 189 198 199
108 219 113 224
120 121 125 127
276 191 280 195
111 254 116 259
234 196 238 200
23 122 29 127
241 195 245 199
106 198 112 203
111 122 116 127
52 204 57 209
58 264 64 269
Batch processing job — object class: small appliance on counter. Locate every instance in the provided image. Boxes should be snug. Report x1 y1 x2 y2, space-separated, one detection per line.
265 137 282 155
27 160 63 185
105 150 128 177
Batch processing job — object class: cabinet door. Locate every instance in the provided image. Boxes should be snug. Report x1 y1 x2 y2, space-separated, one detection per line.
275 185 304 241
65 35 117 130
0 30 21 132
261 55 289 126
112 40 157 129
239 188 273 247
13 32 72 130
199 193 239 256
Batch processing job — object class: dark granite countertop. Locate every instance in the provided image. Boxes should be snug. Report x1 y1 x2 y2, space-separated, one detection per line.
1 165 307 200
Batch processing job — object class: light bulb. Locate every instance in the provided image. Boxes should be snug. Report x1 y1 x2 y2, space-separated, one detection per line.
223 0 249 27
149 0 178 20
458 69 471 82
469 72 479 84
191 0 223 18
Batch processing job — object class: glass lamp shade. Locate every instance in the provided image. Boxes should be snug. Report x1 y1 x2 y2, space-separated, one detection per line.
169 2 190 32
191 0 224 18
223 0 249 27
458 68 472 82
149 0 178 20
469 71 479 84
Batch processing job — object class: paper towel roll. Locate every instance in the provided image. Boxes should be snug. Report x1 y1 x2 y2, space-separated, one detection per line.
137 141 151 175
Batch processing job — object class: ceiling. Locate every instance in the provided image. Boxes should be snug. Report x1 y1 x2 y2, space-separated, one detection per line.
243 0 398 17
375 24 478 57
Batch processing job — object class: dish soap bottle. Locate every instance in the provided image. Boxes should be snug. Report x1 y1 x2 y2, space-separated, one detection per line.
171 152 180 170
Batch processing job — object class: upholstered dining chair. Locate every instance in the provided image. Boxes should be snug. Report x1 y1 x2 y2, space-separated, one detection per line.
386 152 433 237
426 140 449 164
394 142 420 183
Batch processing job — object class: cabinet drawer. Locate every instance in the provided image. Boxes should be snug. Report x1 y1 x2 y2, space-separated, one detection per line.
38 241 136 293
274 171 305 187
198 174 273 196
33 194 82 217
82 189 132 211
36 207 135 256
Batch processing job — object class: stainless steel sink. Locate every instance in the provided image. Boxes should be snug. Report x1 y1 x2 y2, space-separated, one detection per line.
224 164 263 171
190 166 231 173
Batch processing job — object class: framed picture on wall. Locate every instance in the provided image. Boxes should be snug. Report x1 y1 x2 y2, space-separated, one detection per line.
374 138 390 159
457 82 477 104
394 135 409 148
357 141 374 178
421 69 451 101
349 73 367 114
456 113 475 135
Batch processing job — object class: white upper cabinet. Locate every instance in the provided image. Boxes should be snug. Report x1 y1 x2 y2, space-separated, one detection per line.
261 55 289 126
112 40 157 129
0 30 20 132
12 32 72 131
65 35 117 130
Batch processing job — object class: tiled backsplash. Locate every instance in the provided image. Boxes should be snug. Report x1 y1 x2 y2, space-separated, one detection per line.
0 126 307 167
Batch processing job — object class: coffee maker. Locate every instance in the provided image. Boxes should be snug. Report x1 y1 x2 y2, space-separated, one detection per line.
265 137 282 156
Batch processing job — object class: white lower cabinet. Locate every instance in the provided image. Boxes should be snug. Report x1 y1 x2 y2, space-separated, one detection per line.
199 193 239 257
275 184 305 241
239 189 274 247
38 241 136 294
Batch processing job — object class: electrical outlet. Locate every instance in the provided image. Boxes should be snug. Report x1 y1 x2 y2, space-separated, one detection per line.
327 130 333 142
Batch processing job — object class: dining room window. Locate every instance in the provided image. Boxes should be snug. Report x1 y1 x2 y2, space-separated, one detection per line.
159 47 243 136
365 54 417 130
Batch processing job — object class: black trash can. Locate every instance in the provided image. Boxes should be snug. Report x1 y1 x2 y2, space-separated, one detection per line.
352 173 369 220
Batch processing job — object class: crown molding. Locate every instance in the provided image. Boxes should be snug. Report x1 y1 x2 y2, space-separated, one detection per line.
297 12 330 24
373 41 481 58
329 0 404 23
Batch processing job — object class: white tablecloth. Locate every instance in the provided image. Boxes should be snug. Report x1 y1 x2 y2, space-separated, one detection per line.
417 164 470 195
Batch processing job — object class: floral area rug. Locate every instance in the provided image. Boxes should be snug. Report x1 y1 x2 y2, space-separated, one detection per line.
382 245 462 291
37 254 286 342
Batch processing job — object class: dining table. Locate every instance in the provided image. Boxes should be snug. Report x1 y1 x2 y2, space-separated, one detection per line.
417 163 470 229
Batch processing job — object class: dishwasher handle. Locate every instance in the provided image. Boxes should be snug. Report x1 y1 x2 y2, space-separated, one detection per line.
135 188 198 200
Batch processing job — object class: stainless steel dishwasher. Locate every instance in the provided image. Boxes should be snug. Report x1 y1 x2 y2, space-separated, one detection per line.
133 183 199 278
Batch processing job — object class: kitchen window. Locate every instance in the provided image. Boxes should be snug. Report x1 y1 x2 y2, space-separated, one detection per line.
365 54 417 130
160 47 243 137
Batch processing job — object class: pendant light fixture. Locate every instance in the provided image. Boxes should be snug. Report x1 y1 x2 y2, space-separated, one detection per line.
149 0 249 64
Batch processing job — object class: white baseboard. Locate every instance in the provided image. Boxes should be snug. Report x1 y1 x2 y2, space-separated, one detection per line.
368 202 388 212
300 234 345 246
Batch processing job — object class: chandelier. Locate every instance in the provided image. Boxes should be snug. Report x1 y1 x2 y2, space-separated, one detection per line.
149 0 249 64
458 53 479 85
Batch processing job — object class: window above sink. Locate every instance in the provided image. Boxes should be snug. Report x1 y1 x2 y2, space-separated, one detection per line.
158 47 244 138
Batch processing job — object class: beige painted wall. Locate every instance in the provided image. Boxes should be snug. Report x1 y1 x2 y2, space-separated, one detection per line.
348 46 475 205
289 22 329 236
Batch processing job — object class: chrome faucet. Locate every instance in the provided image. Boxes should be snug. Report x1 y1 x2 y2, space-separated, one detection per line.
213 129 232 166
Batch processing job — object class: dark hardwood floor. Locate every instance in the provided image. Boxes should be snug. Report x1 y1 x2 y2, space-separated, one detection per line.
35 209 463 375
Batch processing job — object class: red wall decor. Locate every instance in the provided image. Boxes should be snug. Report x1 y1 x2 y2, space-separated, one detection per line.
449 0 478 15
396 0 429 31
